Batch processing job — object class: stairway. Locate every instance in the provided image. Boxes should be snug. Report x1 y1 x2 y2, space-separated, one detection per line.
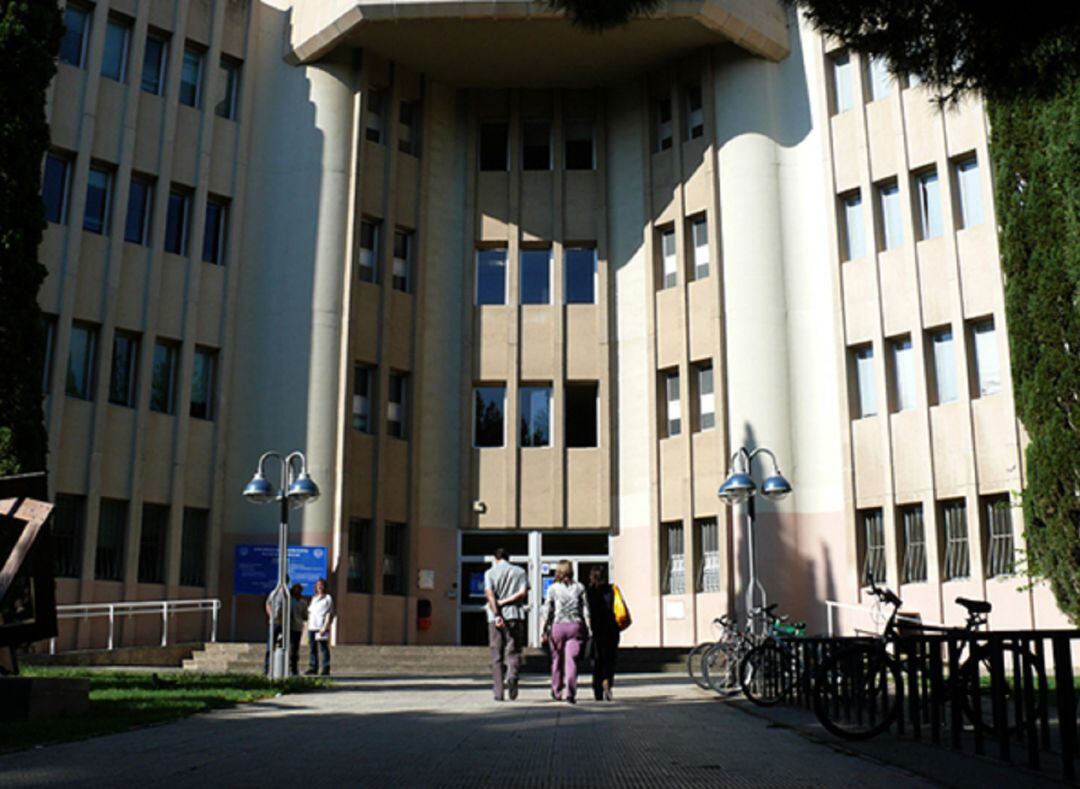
182 643 689 675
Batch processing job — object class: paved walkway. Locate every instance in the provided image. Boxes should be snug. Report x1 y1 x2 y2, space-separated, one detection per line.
1 675 934 788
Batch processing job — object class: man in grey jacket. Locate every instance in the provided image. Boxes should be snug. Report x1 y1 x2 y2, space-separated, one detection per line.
484 548 529 701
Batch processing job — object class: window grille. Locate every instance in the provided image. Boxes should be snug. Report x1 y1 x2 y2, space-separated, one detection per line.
696 518 721 593
53 495 86 578
901 505 927 583
942 500 970 581
984 495 1014 578
861 509 886 585
383 522 407 595
664 522 685 594
347 519 371 593
95 499 127 581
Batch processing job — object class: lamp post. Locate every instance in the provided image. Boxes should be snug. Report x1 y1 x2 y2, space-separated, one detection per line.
718 446 791 634
243 451 320 679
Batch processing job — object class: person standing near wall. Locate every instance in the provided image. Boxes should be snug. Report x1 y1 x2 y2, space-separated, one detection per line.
586 566 620 701
305 578 334 676
541 560 591 704
288 583 308 676
484 548 529 701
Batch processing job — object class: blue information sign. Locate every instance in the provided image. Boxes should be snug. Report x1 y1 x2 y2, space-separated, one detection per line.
233 545 328 596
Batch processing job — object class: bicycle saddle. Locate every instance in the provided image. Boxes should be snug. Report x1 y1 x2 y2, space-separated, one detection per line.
955 597 992 615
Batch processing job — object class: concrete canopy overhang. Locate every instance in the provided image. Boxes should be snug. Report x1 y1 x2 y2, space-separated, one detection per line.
287 0 790 86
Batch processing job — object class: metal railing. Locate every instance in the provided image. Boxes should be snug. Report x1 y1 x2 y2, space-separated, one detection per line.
825 599 944 637
49 598 220 654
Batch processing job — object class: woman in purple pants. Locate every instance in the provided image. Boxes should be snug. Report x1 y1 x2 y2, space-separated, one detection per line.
540 560 591 703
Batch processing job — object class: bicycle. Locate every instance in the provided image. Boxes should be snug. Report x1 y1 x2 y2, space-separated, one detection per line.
700 604 796 699
812 577 1045 740
687 615 732 690
739 613 806 706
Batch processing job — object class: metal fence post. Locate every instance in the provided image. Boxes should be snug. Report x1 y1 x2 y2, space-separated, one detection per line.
211 601 219 643
161 601 168 647
107 605 115 650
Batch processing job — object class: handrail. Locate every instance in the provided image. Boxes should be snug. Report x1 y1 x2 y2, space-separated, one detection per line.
49 598 221 654
825 599 944 637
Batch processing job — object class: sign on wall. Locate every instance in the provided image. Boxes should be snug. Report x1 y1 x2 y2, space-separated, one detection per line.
233 545 328 596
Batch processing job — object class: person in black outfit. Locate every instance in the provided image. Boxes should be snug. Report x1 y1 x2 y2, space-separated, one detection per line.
586 565 620 701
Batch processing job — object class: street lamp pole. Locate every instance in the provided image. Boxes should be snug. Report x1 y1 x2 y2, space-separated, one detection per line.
718 446 791 634
243 451 320 680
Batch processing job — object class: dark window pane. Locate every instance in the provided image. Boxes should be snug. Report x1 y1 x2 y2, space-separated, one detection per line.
101 20 129 82
164 191 188 254
59 6 89 67
382 522 406 595
565 248 596 304
565 120 594 170
519 386 551 447
141 34 167 94
138 504 169 584
474 386 505 447
479 122 508 171
476 249 507 305
95 499 127 581
150 341 177 414
108 332 138 407
43 154 70 224
565 383 598 448
190 349 215 420
66 323 96 400
180 48 202 108
347 519 371 593
84 168 111 235
52 495 86 578
180 508 208 586
215 58 239 120
202 198 227 264
520 249 551 305
124 177 152 244
522 121 550 170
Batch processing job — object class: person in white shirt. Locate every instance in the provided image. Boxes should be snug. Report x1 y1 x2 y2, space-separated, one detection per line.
305 578 335 676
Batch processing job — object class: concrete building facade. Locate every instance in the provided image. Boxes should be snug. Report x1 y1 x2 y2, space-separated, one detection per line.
37 0 1064 651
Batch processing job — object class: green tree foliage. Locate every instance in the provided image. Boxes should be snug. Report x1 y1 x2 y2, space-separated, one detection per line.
989 84 1080 619
0 1 61 475
544 0 661 31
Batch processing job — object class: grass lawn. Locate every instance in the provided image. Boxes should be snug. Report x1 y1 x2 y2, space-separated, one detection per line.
1 668 328 754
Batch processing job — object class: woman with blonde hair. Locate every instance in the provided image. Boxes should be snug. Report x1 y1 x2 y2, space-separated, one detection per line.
540 560 591 703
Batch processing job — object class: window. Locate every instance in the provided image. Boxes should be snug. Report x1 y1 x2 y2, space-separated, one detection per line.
860 509 886 585
392 229 412 292
95 499 127 581
866 56 893 101
520 248 551 305
840 190 865 260
124 174 153 245
914 168 942 240
662 368 681 437
364 88 383 143
564 119 594 170
519 385 551 448
684 84 704 139
383 521 407 595
889 335 916 412
852 344 877 418
215 57 240 120
696 518 721 593
387 372 407 439
101 17 131 82
357 219 379 283
954 155 984 228
474 385 505 447
900 504 927 583
179 46 204 108
564 247 596 305
108 331 139 407
84 166 113 235
190 347 216 420
941 499 970 581
347 519 372 593
352 364 375 433
663 522 685 594
658 226 677 288
877 180 903 250
655 97 673 151
59 4 91 68
479 121 508 171
476 248 507 305
984 494 1014 578
164 189 190 255
138 503 169 584
202 196 228 264
43 153 72 224
66 322 98 400
398 99 419 155
52 495 86 578
689 215 709 279
969 318 1001 397
43 315 57 393
179 508 208 586
928 327 957 404
565 382 598 448
150 340 178 414
141 32 168 95
831 51 854 113
522 121 551 170
694 362 715 431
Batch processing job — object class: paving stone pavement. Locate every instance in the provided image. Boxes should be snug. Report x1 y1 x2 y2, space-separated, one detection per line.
0 674 937 788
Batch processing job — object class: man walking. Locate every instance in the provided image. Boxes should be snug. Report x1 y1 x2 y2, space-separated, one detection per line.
484 548 529 701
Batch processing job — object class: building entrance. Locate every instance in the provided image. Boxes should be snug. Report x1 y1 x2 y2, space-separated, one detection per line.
458 531 610 647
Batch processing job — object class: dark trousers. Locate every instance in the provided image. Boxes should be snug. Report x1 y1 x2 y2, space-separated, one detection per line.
488 619 525 698
591 630 620 700
308 631 331 674
264 625 303 675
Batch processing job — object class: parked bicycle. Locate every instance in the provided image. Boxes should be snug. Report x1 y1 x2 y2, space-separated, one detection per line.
696 604 804 702
811 576 1045 740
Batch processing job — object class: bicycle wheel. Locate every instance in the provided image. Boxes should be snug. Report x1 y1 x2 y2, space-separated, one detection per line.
740 641 795 706
687 642 714 689
812 643 902 740
702 641 742 697
959 643 1047 737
